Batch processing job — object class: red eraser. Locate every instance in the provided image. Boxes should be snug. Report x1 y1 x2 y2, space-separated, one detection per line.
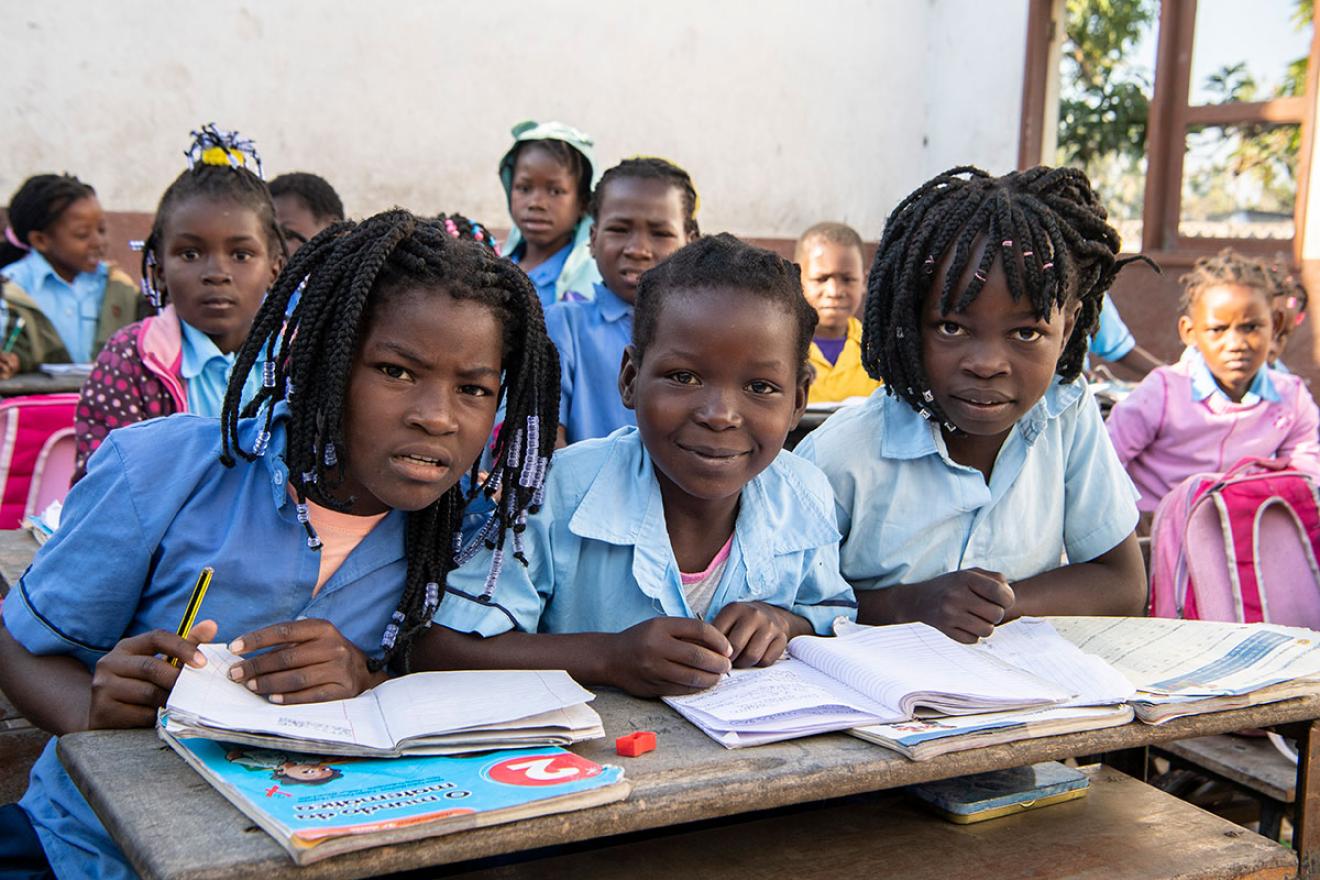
615 730 657 757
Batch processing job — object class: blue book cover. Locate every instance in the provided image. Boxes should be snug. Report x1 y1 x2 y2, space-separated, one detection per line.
160 729 630 865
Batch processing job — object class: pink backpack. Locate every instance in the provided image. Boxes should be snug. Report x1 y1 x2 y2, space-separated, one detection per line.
1149 457 1320 627
0 393 78 530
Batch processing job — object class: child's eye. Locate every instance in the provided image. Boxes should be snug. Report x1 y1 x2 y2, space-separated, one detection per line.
747 380 780 395
1013 328 1043 342
179 249 200 261
378 364 412 381
459 384 495 397
233 251 253 262
667 371 699 385
935 321 964 337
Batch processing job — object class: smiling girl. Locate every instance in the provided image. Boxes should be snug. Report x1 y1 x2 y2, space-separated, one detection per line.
72 125 285 483
0 209 559 879
796 166 1149 642
0 174 145 378
420 234 856 697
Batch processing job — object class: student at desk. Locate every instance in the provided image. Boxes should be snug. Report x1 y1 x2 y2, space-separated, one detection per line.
419 234 857 696
796 165 1148 643
0 211 560 880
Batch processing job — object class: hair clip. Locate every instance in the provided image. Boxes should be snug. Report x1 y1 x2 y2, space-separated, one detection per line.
1001 240 1013 248
185 122 264 179
943 422 957 432
1042 261 1054 271
922 389 934 402
323 441 338 468
262 361 276 388
974 271 987 282
1022 250 1034 258
918 408 931 420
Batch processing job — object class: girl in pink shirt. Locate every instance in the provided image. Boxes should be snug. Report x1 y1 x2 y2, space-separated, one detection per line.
1107 249 1320 512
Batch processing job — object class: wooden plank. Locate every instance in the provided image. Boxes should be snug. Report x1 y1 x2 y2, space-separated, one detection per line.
1295 719 1320 878
1161 736 1296 803
447 768 1296 880
1183 98 1308 127
58 691 1320 880
0 373 84 397
0 529 39 597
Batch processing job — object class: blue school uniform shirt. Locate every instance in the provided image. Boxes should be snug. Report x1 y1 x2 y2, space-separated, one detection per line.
794 379 1138 591
436 427 856 637
1 249 108 363
3 405 409 880
544 283 636 444
511 241 573 309
1088 293 1136 362
1187 348 1281 405
179 319 264 418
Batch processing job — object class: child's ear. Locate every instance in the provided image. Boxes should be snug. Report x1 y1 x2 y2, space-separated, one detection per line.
1060 300 1083 343
588 221 599 259
1178 314 1195 347
25 230 50 253
617 345 639 410
792 367 811 427
269 254 286 286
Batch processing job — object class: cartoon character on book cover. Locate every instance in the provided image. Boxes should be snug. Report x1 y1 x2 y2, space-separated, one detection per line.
225 748 348 785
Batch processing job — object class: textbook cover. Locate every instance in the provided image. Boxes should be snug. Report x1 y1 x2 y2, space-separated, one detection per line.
159 728 630 865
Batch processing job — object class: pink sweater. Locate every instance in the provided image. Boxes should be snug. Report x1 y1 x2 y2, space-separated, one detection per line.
1106 360 1320 511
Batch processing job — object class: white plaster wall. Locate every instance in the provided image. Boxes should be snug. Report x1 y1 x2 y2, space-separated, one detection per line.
1 0 1028 239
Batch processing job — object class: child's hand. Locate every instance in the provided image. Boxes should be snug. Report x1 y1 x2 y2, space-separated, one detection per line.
0 352 18 379
898 569 1015 643
227 619 385 704
712 602 795 668
87 619 218 729
608 617 733 697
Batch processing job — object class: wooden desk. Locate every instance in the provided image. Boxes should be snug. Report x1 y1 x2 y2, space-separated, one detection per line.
59 690 1320 880
0 372 85 397
0 529 38 597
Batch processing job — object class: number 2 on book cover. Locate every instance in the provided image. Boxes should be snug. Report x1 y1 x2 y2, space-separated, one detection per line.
484 753 604 787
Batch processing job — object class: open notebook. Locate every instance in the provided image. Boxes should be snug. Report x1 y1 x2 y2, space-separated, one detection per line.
664 619 1135 748
162 644 604 757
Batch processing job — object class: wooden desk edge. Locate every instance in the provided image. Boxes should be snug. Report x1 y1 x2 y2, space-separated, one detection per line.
59 694 1320 880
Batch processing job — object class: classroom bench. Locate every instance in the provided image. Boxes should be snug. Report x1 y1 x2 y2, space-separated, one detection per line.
0 528 38 596
59 689 1320 880
1158 734 1300 842
0 372 85 397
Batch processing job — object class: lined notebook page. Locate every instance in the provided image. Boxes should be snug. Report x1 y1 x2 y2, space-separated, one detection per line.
788 623 1068 714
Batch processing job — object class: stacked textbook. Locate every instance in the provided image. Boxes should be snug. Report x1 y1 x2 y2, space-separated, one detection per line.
159 645 627 863
665 617 1320 758
162 644 604 756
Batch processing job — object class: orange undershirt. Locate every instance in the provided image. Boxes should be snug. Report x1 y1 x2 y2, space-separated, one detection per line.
290 486 388 595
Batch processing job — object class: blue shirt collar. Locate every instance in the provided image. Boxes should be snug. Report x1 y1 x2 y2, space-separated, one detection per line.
592 283 633 323
1186 349 1279 404
13 249 107 290
566 428 837 602
519 242 572 287
879 378 1086 460
179 320 234 380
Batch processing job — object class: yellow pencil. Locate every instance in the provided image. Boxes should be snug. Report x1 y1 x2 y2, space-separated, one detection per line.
170 566 214 668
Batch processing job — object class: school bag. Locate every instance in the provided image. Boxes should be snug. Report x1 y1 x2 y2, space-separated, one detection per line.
0 393 78 530
1148 457 1320 628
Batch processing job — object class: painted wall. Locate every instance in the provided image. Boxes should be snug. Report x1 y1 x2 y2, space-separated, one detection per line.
1 0 1028 240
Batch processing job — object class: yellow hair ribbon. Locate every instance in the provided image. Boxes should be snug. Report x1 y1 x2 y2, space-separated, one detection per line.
200 145 247 168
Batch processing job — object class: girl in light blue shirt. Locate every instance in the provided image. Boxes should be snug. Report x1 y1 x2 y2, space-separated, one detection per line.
796 166 1149 644
0 210 560 880
423 234 857 697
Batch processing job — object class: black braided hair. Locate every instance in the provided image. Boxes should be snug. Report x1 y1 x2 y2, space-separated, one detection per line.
589 157 701 239
140 124 285 308
634 233 816 378
269 172 345 223
433 212 499 252
507 140 592 212
1 174 98 269
219 209 560 672
862 165 1154 430
1179 248 1276 314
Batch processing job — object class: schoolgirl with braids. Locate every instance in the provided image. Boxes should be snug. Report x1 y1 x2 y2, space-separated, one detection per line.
0 174 146 378
0 209 558 879
72 124 285 483
797 165 1148 642
419 234 856 698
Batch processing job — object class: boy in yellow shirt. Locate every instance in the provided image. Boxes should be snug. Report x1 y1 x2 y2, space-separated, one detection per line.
796 222 881 403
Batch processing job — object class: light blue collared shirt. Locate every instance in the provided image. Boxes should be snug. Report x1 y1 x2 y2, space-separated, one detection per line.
795 379 1139 591
4 406 409 880
1186 348 1280 405
544 283 636 444
1 250 108 362
437 427 856 638
1089 293 1136 362
179 320 264 418
512 241 572 309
